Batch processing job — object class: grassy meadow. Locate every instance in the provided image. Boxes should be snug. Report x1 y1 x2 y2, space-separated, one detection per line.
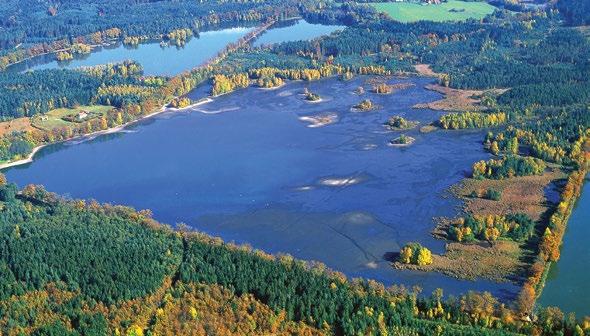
371 1 497 23
32 105 112 131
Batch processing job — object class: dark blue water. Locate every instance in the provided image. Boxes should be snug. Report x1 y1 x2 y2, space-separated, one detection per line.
3 77 518 299
253 20 345 47
538 179 590 316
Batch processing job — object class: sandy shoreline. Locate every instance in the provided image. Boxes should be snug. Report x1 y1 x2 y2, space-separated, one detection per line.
0 20 274 170
0 97 213 170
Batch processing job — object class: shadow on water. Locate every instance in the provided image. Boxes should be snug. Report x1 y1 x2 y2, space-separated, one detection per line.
383 252 399 263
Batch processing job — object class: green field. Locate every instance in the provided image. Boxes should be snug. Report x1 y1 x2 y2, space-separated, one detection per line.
32 105 112 131
371 1 497 23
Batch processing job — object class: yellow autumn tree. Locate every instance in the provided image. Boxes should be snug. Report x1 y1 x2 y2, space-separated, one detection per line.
100 116 108 130
472 160 487 178
399 245 413 264
490 141 500 155
416 247 433 266
399 243 433 266
126 325 144 336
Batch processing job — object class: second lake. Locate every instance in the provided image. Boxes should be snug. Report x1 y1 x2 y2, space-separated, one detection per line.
8 20 345 76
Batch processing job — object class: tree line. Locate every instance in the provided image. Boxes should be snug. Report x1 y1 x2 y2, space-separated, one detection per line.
0 0 305 50
0 181 588 335
448 213 535 243
472 155 546 180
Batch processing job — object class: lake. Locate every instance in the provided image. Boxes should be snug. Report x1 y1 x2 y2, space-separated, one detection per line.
538 179 590 316
253 20 345 47
3 76 520 300
8 20 345 76
8 27 254 76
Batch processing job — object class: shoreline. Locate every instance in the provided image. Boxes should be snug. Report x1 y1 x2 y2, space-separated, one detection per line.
0 97 213 170
0 145 46 170
257 83 287 91
0 19 267 169
0 72 444 170
5 18 273 72
4 39 120 72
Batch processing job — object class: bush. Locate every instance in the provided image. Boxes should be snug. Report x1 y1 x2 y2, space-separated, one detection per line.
485 188 502 201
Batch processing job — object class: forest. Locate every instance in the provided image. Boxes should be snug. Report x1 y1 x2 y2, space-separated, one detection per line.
0 61 149 119
0 0 308 71
557 0 590 25
0 0 588 334
0 70 102 119
0 0 304 49
0 181 587 336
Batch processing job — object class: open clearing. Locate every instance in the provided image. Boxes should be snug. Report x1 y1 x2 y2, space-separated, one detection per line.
452 168 564 221
392 240 526 282
0 117 34 137
413 83 486 112
32 105 112 131
371 1 497 23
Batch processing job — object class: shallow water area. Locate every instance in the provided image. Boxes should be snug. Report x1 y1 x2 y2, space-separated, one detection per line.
4 76 520 299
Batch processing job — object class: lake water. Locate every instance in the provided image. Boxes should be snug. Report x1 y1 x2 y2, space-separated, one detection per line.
8 20 345 76
3 76 520 300
538 179 590 316
9 27 254 76
253 20 345 47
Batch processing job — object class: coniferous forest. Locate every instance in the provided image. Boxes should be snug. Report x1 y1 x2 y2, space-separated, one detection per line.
0 0 589 335
0 182 582 335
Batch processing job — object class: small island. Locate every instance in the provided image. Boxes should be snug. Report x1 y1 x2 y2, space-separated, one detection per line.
373 83 393 94
352 99 374 111
55 43 91 61
385 115 418 130
389 134 416 146
303 88 321 102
